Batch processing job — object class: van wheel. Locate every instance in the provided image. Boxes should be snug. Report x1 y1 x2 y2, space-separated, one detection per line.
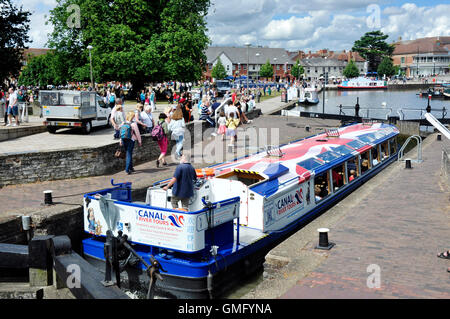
47 126 57 134
82 121 92 134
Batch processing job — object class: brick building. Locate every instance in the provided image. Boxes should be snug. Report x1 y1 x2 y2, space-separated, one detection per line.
204 46 296 82
392 36 450 77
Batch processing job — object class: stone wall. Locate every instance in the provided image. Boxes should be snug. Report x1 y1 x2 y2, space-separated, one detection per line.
0 120 207 187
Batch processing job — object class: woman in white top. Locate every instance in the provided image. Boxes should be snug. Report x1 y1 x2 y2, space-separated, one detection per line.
167 105 186 159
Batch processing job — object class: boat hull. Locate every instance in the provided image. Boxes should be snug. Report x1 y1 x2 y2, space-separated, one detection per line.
338 86 387 90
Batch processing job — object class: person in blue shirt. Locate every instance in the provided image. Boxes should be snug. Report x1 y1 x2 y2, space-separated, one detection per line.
163 154 197 210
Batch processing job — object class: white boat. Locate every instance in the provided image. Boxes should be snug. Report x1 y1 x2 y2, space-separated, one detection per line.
338 77 387 90
299 88 320 105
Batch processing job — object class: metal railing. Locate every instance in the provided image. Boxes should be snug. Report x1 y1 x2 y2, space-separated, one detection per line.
398 135 423 163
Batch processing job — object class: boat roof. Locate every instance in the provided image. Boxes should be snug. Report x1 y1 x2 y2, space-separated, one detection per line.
211 122 399 197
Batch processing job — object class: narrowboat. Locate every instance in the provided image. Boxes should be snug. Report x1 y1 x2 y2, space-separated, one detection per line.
338 77 387 90
82 122 399 299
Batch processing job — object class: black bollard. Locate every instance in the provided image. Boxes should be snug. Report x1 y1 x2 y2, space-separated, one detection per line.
43 190 53 205
437 134 442 141
315 228 335 250
405 159 412 169
355 97 360 118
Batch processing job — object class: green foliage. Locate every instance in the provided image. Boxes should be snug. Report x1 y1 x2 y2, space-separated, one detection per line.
291 60 304 79
46 0 211 89
343 60 360 78
259 59 274 79
352 31 394 73
377 57 396 77
0 0 31 84
211 58 227 80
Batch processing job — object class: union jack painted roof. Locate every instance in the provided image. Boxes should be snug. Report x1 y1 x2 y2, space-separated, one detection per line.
211 123 399 197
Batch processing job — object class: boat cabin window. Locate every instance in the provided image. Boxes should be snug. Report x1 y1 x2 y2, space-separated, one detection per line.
360 151 371 174
389 137 397 156
314 171 330 202
347 157 359 182
216 170 265 187
371 147 380 166
332 164 345 191
380 142 389 160
306 181 311 205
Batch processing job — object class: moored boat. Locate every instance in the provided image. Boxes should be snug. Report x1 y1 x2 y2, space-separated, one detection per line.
82 122 399 299
299 88 320 105
338 77 387 90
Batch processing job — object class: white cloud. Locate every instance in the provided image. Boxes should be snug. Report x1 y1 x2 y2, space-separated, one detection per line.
10 0 450 52
381 3 450 42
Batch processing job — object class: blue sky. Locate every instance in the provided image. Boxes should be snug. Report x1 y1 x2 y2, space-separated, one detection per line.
16 0 450 51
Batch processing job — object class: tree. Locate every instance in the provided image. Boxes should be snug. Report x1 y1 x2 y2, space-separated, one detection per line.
377 57 396 78
18 51 66 87
352 31 394 73
291 60 304 80
343 60 360 78
47 0 211 91
0 0 31 85
259 59 274 79
211 58 227 80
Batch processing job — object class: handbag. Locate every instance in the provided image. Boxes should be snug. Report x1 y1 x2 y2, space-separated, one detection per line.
114 146 126 159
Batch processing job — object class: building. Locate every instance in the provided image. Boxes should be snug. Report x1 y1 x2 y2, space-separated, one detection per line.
291 49 367 80
204 46 296 82
301 57 347 81
22 48 51 67
392 36 450 77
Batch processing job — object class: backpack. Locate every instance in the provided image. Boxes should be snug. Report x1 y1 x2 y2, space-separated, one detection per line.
120 123 132 140
110 95 115 104
151 124 165 141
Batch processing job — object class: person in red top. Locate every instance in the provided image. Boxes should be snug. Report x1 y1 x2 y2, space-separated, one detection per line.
231 90 237 104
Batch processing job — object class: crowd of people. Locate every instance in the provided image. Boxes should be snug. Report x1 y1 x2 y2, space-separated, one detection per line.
0 86 34 127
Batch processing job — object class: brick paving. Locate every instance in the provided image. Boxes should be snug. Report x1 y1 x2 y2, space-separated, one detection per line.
278 136 450 299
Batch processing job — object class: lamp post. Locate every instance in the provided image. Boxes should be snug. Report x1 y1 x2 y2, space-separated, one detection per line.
273 58 277 82
87 45 94 90
245 43 251 96
255 53 260 83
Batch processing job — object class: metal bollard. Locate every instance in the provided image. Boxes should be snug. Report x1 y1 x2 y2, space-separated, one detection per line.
405 159 412 169
43 190 53 205
315 228 335 250
437 134 442 141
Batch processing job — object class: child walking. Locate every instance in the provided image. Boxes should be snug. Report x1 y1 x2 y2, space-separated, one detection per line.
217 111 227 140
226 112 240 147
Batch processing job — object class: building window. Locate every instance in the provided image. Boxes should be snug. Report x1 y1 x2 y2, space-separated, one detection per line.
227 65 230 71
401 57 405 64
243 65 247 70
277 65 280 70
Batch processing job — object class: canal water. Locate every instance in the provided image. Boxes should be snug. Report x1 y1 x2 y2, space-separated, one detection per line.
293 88 449 123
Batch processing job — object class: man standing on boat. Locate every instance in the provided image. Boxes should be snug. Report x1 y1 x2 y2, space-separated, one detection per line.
163 154 197 210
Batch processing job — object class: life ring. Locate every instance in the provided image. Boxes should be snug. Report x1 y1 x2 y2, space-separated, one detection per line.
196 168 215 178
